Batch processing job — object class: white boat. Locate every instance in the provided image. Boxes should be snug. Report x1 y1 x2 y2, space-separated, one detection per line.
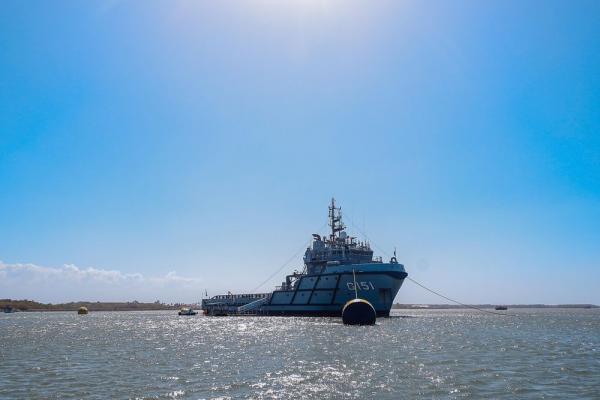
178 307 198 316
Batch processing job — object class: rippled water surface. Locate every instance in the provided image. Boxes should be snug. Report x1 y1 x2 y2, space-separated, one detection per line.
1 309 599 399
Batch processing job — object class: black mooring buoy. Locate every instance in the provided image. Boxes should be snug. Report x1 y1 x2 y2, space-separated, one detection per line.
342 298 376 325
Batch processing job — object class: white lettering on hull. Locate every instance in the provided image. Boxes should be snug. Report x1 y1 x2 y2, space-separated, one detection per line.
346 281 375 291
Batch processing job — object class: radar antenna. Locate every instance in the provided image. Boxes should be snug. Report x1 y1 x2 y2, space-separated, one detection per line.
328 197 345 240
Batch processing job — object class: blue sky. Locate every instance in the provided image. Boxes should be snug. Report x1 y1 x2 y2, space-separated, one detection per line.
1 0 599 304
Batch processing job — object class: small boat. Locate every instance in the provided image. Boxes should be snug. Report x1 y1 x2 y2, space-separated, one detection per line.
178 307 198 316
3 305 16 313
77 306 89 315
495 305 508 311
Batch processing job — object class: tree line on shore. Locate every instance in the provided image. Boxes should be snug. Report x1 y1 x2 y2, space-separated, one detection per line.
1 299 186 312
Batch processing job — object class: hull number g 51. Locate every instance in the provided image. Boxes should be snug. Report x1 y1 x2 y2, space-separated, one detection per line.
347 281 375 291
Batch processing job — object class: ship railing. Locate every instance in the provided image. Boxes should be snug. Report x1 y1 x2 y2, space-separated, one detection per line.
237 296 270 314
211 293 271 300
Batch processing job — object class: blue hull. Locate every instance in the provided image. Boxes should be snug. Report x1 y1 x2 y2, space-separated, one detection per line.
260 263 407 317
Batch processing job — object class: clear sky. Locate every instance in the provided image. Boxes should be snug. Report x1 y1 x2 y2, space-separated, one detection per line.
1 0 599 304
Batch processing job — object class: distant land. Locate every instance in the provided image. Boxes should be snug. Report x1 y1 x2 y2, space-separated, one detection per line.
2 299 597 312
1 299 181 312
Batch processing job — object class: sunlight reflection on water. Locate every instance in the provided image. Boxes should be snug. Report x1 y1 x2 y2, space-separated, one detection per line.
1 309 599 399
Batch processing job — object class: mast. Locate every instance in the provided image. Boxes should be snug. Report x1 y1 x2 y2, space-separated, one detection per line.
328 197 345 241
329 197 335 240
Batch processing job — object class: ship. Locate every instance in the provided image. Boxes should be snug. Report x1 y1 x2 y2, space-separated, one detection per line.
201 199 408 318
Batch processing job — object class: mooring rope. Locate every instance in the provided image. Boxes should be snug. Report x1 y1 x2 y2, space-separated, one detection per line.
249 239 311 292
250 221 328 292
252 208 513 316
345 211 513 316
405 276 512 316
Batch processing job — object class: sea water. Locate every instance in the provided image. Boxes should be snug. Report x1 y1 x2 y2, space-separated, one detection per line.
1 309 598 399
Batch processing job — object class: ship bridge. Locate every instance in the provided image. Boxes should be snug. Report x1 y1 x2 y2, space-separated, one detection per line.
303 198 381 275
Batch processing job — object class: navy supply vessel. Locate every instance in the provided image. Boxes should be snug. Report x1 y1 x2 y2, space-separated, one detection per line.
202 199 408 318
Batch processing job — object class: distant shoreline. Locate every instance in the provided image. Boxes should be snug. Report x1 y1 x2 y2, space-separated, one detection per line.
1 299 180 312
2 299 597 312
